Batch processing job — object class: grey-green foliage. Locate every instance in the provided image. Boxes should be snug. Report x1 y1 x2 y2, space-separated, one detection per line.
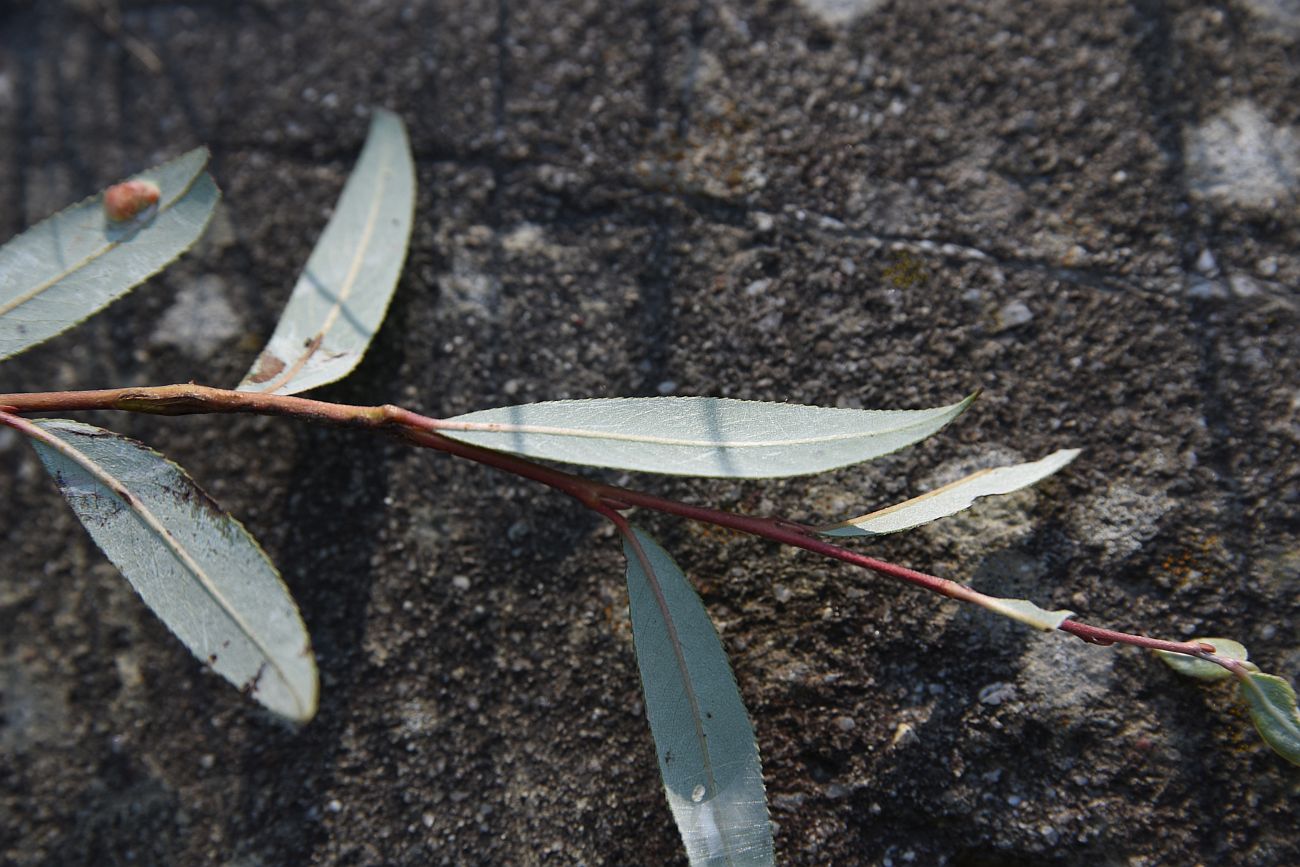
0 110 415 721
1238 672 1300 766
0 148 217 360
238 108 415 396
438 392 977 478
975 596 1075 631
622 527 773 866
1158 639 1300 766
820 448 1080 536
29 419 317 721
1155 637 1248 681
2 107 1294 867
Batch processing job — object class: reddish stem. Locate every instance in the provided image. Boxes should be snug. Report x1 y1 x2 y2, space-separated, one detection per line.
1059 620 1215 655
0 384 1225 666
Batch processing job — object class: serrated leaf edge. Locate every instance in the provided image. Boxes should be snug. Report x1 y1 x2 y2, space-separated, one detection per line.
25 417 316 721
0 148 210 320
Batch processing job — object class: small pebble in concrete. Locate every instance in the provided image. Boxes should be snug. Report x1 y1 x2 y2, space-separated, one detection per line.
994 300 1033 333
979 682 1016 706
1229 274 1262 298
891 721 919 746
790 0 883 25
1196 248 1218 275
1186 101 1299 209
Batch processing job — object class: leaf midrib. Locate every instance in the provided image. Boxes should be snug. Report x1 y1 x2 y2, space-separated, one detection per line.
33 421 307 718
0 167 206 318
1242 674 1300 749
627 528 741 867
440 409 953 450
251 134 394 394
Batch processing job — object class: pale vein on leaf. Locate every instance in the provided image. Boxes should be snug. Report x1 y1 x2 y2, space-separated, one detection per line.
15 416 309 718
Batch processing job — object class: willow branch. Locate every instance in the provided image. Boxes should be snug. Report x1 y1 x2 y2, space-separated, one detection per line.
0 384 1218 662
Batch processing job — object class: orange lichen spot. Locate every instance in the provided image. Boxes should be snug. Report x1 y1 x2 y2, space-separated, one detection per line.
104 179 161 222
1159 533 1223 587
883 251 927 288
689 522 745 543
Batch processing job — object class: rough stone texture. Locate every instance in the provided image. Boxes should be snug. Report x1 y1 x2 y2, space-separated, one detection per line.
1 1 1297 865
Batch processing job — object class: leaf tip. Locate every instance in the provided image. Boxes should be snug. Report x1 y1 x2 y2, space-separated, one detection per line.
290 663 321 724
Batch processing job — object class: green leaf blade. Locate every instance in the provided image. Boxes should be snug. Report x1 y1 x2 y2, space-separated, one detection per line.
1237 672 1300 766
1155 638 1248 682
820 448 1080 536
0 148 216 361
238 108 416 395
622 527 773 866
27 419 317 721
438 392 976 479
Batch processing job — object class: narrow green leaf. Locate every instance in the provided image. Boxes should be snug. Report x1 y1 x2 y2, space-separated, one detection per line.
976 595 1074 631
820 449 1080 536
621 526 773 866
1237 672 1300 766
437 392 977 479
1156 637 1248 682
26 419 317 721
238 109 415 395
0 148 217 360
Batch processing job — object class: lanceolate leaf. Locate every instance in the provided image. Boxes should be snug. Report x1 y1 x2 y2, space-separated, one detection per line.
1237 672 1300 766
621 526 773 866
437 393 977 479
238 109 415 395
1156 638 1249 682
25 419 317 721
976 595 1074 631
820 449 1080 536
0 148 217 361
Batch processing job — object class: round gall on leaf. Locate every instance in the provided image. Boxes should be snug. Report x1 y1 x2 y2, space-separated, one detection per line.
104 179 161 222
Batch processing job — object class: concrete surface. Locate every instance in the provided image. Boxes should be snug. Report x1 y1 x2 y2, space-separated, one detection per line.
0 0 1296 864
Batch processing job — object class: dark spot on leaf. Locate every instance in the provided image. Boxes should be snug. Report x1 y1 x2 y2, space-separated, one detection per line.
241 662 268 696
74 427 119 439
248 354 286 384
160 478 224 518
208 654 218 665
